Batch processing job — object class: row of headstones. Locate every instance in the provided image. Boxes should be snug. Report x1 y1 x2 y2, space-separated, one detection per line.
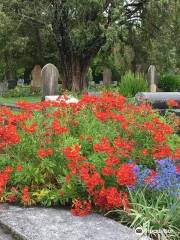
0 64 60 98
90 65 157 92
0 64 157 97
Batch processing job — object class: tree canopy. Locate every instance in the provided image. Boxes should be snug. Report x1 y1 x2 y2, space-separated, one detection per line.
0 0 179 90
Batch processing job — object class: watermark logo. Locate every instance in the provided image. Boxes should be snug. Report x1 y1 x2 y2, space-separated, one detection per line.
135 226 175 240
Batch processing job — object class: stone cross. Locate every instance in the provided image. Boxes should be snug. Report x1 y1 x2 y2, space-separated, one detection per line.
148 65 157 93
41 63 59 100
31 65 42 90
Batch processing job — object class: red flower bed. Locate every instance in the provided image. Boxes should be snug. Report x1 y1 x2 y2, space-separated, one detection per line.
0 93 179 216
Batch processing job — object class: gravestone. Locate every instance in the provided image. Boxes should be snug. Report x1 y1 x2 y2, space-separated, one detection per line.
147 65 157 93
41 63 59 100
31 65 42 90
17 79 24 85
0 81 8 96
135 92 180 110
4 70 17 89
103 68 112 86
89 81 96 86
0 205 150 240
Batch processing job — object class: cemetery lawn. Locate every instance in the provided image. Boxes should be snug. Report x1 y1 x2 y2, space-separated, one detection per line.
0 96 41 104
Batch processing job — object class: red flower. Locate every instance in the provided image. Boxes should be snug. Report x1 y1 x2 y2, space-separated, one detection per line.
71 199 92 216
117 163 136 186
106 187 122 208
95 112 109 121
87 135 93 142
22 186 30 203
22 122 37 134
141 148 148 156
102 166 113 176
152 144 171 159
79 135 84 141
52 119 68 135
17 164 23 172
176 164 180 174
144 170 157 184
166 99 179 108
37 148 53 158
7 194 16 203
5 166 13 174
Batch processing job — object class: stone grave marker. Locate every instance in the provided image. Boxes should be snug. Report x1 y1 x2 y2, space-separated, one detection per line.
103 68 112 86
31 65 42 90
41 63 59 100
0 81 8 96
135 92 180 109
0 205 150 240
147 65 157 93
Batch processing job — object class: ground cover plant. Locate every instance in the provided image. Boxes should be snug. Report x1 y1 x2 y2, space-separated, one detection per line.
0 96 41 104
0 92 179 238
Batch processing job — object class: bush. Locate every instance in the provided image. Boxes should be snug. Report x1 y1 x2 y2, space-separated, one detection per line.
2 85 41 98
159 74 180 92
119 71 148 97
0 93 179 217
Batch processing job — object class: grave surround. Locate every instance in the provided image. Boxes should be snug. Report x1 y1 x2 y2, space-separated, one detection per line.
0 205 150 240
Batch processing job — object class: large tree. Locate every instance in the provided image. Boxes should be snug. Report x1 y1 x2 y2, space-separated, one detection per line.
50 0 149 90
2 0 176 90
3 0 147 90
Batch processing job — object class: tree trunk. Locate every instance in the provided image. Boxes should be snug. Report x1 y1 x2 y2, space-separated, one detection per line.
24 67 32 84
61 57 90 91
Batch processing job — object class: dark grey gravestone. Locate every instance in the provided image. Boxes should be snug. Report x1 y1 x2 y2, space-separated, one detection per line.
41 63 59 100
0 205 149 240
7 80 17 90
135 92 180 109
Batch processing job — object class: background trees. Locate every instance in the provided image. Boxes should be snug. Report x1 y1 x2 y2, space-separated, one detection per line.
0 0 179 90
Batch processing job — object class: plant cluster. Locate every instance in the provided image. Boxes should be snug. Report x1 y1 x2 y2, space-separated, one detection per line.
159 74 180 92
118 72 148 97
2 85 41 98
0 93 179 218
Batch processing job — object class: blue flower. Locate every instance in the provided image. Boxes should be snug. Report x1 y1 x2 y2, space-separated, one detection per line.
132 159 180 196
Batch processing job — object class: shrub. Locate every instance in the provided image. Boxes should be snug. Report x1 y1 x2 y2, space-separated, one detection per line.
159 74 180 92
2 85 41 98
119 71 148 97
0 93 179 216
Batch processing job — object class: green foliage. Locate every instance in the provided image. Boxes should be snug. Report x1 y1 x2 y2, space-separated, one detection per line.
107 189 180 240
2 85 41 98
159 74 180 92
119 72 148 97
0 96 41 104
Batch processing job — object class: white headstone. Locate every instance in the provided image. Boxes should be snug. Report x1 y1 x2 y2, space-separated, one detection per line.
45 95 79 104
148 65 157 92
41 63 60 99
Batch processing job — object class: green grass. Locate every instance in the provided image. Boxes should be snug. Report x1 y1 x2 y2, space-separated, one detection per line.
0 96 41 104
